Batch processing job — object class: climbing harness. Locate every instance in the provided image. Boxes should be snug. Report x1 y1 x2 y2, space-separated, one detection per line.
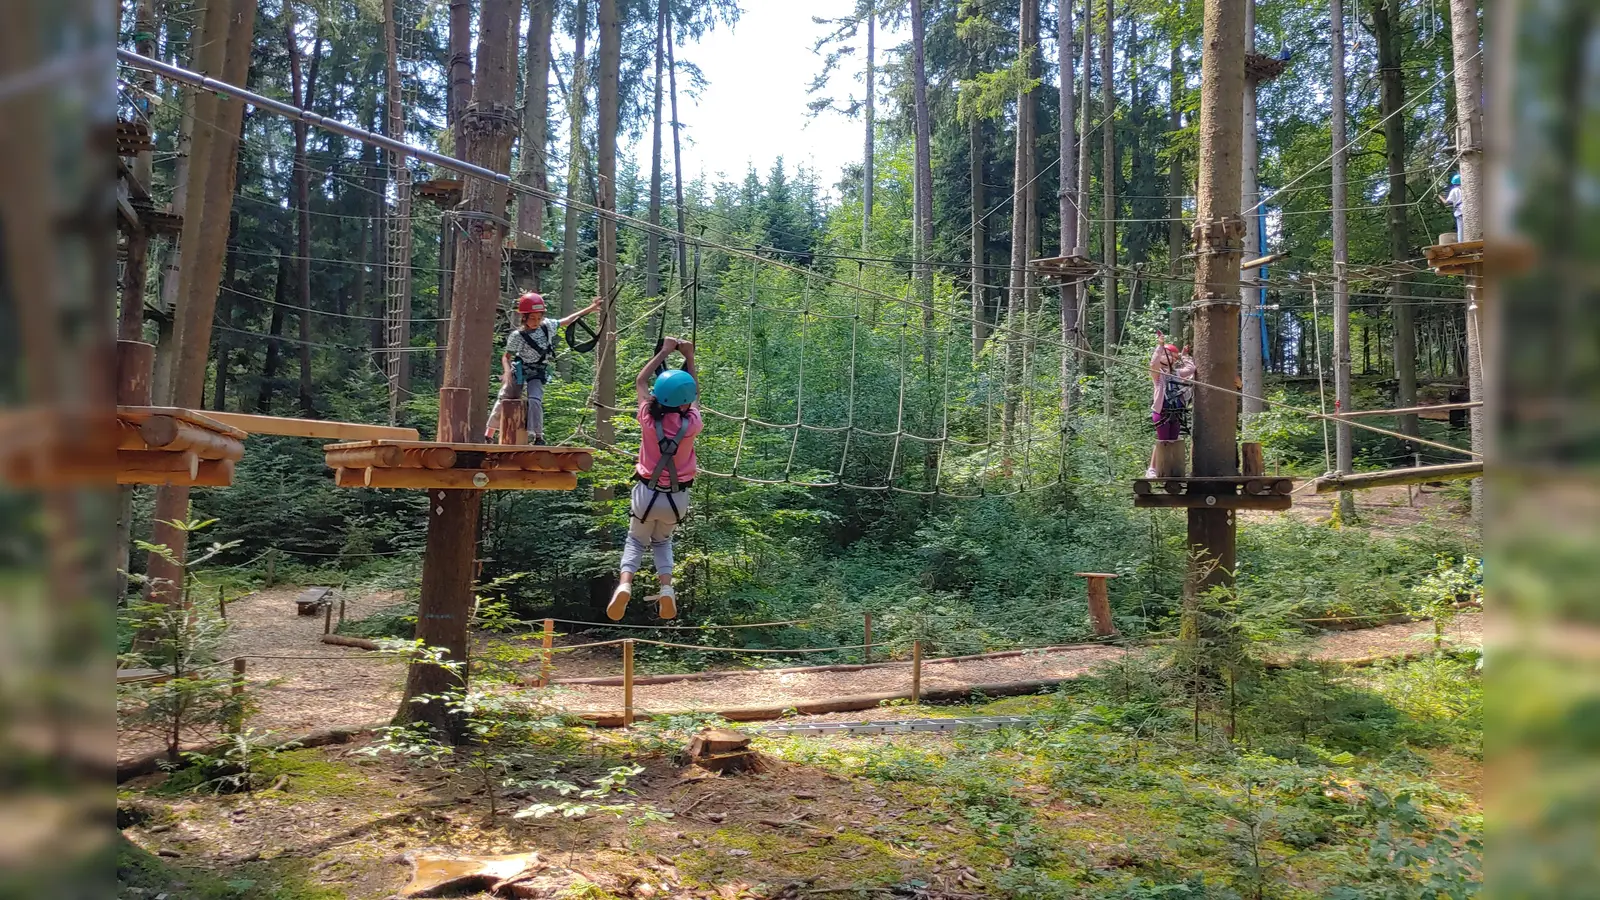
1159 373 1193 437
510 323 556 386
633 405 694 525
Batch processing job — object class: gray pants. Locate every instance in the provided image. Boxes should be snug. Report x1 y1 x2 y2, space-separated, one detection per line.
620 480 689 576
488 378 545 442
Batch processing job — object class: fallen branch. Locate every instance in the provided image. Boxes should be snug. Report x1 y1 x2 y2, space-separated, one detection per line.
321 634 381 650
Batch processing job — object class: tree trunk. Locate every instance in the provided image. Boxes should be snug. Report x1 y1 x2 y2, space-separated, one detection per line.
286 5 320 418
258 251 289 412
399 0 519 742
666 14 689 293
862 9 876 251
149 0 257 607
1449 0 1484 520
970 115 987 358
1240 0 1265 417
596 0 621 452
1186 0 1246 616
909 0 935 320
558 0 590 376
1058 0 1078 418
1076 7 1093 354
210 217 240 411
437 0 473 373
1331 0 1355 520
1100 0 1117 416
1368 0 1417 440
1004 0 1040 446
1167 31 1186 340
517 0 554 246
646 0 665 311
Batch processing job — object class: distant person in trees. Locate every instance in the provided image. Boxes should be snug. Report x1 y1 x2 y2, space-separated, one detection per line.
608 338 701 622
1439 173 1463 240
486 292 601 444
1146 337 1196 478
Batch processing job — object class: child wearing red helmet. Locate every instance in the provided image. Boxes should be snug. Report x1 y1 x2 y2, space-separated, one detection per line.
486 292 601 444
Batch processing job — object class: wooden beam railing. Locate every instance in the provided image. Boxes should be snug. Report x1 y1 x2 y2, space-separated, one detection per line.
1313 461 1483 493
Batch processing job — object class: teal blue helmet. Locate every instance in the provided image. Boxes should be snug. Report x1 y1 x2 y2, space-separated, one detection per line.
652 369 697 408
1450 173 1461 186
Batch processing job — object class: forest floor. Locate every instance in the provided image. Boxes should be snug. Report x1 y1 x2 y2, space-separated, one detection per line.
1256 482 1473 537
117 644 1485 900
116 586 1482 766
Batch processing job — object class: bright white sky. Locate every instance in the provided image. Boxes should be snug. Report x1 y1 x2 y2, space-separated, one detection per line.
624 2 909 196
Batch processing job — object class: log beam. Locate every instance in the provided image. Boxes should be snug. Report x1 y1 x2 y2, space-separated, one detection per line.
1312 461 1483 493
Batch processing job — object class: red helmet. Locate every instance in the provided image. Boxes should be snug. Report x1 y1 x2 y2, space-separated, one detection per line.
517 293 546 315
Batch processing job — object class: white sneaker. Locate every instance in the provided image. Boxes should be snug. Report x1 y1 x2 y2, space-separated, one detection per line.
1145 467 1158 478
607 583 631 621
646 586 677 620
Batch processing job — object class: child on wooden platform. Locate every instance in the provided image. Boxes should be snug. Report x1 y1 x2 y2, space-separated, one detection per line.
1146 337 1196 478
608 337 701 622
486 292 601 444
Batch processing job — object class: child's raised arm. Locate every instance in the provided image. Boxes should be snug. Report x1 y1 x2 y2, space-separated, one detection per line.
636 338 678 403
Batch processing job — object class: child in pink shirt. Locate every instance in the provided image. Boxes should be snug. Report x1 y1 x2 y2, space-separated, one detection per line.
607 338 701 621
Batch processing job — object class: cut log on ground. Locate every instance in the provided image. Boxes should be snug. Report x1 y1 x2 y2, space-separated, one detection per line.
321 634 381 650
685 728 766 774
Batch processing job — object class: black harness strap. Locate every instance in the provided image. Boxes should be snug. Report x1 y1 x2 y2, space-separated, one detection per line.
634 411 689 524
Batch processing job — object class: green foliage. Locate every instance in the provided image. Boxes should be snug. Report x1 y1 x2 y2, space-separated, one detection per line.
1405 556 1481 651
168 729 303 797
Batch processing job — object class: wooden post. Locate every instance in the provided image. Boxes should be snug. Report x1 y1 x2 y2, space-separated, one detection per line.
264 548 278 586
622 638 635 727
863 612 873 663
1240 442 1265 477
338 594 346 626
323 596 334 634
218 585 227 620
540 617 555 686
499 394 527 445
911 640 922 705
1153 440 1187 477
1076 572 1120 637
229 657 246 733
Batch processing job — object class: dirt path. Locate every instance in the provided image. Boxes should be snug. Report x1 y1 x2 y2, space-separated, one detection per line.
117 586 1481 761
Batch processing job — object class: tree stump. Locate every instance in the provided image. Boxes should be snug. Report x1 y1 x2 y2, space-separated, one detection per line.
686 728 764 775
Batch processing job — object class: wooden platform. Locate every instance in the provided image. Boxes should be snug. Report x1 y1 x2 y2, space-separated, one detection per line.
115 119 154 157
1132 475 1296 511
1 406 249 488
1031 254 1096 278
1245 52 1289 82
323 439 592 491
414 178 463 206
1423 239 1484 276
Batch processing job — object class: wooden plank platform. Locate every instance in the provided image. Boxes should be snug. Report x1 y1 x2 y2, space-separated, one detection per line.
1031 254 1097 277
1134 494 1293 511
414 178 463 206
324 439 593 490
1133 476 1295 496
204 411 420 442
1423 239 1485 276
116 119 154 156
1 407 249 488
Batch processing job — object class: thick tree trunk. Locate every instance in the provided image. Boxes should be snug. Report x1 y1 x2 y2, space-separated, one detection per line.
1004 0 1040 445
862 10 876 251
1370 0 1417 439
1100 0 1117 416
596 0 621 451
1167 34 1186 340
286 6 320 418
149 0 257 607
1449 0 1484 520
1075 8 1093 353
210 220 240 411
399 0 519 742
1058 0 1078 418
517 0 554 246
436 0 473 372
1332 0 1355 520
1186 0 1246 612
558 0 590 377
1240 0 1265 417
